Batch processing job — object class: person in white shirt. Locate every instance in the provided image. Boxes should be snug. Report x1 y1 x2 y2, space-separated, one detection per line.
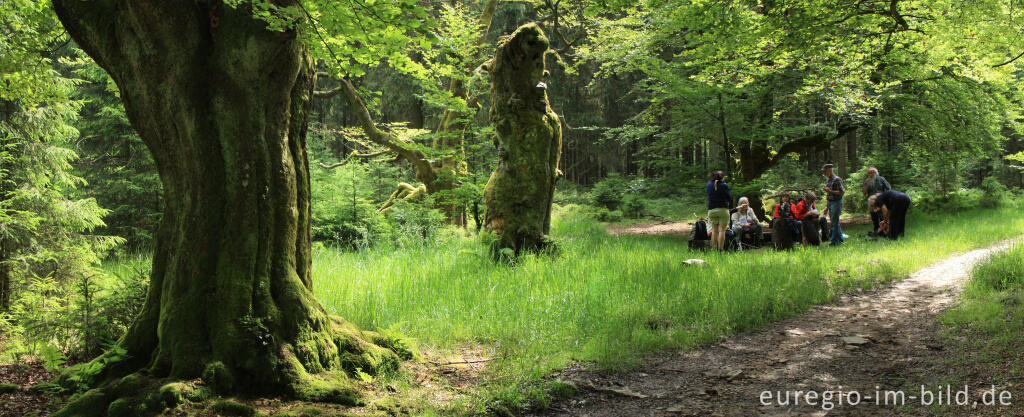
731 197 763 246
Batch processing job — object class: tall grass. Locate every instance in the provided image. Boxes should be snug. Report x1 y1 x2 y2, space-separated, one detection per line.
312 203 1024 408
940 243 1024 364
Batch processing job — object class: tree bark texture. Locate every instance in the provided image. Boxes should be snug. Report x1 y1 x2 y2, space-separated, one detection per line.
51 0 402 407
483 23 562 254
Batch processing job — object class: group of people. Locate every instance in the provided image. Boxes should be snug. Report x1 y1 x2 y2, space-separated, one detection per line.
703 164 912 251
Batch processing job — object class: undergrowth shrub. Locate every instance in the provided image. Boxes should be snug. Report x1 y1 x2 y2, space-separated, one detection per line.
621 194 648 219
592 173 627 210
386 198 446 248
980 177 1009 208
594 208 623 222
911 188 987 213
311 161 450 249
0 256 150 365
311 163 392 249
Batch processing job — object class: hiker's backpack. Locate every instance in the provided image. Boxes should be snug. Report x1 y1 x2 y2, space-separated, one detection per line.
689 219 710 250
771 217 794 250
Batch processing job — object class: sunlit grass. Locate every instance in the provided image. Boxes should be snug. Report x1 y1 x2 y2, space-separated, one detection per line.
311 202 1024 409
940 243 1024 368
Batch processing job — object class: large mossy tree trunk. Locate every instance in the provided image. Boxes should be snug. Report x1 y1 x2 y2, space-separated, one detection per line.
483 23 562 254
51 0 401 410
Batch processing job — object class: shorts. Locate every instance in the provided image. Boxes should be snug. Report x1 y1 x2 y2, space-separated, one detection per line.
708 208 730 226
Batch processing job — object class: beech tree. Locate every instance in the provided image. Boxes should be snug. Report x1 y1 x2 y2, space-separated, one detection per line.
312 0 499 225
49 0 419 413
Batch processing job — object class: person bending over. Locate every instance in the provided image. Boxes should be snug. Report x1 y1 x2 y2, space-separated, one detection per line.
862 167 891 236
706 170 732 250
868 190 912 240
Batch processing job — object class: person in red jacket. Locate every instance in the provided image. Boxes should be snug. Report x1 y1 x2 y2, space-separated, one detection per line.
793 192 817 220
793 192 824 245
773 193 796 220
771 193 801 245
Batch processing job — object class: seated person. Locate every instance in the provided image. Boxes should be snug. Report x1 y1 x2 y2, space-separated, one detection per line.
793 192 817 220
773 193 796 220
772 193 801 240
793 192 823 245
731 197 763 245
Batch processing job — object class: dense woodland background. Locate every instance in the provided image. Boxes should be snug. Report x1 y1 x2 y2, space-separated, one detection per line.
1 0 1024 414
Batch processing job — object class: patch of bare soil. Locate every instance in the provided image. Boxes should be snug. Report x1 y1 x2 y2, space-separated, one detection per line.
0 362 59 417
607 217 872 237
527 238 1021 417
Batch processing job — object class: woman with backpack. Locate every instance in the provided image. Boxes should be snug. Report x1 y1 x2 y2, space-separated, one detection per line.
706 170 732 250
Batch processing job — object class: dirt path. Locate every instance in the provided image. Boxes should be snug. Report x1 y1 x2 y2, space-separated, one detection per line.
528 238 1021 417
607 216 872 237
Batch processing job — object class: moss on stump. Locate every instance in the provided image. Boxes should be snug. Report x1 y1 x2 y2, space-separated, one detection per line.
483 23 563 255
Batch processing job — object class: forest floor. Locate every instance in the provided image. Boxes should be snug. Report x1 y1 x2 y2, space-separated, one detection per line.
0 361 58 417
527 237 1022 417
606 216 873 237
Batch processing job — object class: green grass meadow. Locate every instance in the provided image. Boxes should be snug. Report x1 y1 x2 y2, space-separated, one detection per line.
310 202 1024 409
939 242 1024 382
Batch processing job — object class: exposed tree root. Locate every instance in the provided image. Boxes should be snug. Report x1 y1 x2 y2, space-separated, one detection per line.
52 316 419 416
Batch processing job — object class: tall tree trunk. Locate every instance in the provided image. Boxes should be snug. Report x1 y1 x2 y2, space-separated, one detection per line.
835 131 848 177
717 93 731 177
0 99 10 312
847 129 858 174
483 24 562 254
52 0 402 410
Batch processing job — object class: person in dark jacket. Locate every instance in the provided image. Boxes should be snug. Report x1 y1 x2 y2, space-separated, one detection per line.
706 170 732 250
862 167 892 235
869 190 912 240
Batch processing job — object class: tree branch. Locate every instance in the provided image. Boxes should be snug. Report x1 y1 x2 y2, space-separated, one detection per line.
51 0 120 71
766 124 857 169
317 149 393 170
299 2 438 187
993 50 1024 68
313 87 343 99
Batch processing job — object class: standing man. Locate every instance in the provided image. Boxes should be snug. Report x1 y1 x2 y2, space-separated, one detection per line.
821 164 845 246
862 167 891 236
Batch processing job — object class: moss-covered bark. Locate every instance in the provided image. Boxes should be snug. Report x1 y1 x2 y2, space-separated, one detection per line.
50 1 403 413
482 24 563 254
